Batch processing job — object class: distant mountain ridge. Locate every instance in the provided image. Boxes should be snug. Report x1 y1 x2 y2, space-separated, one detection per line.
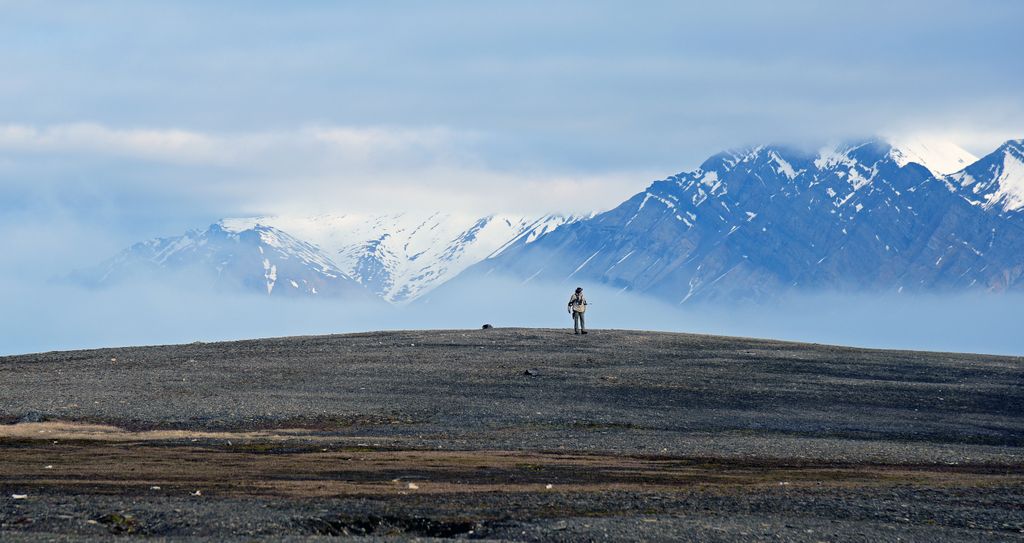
78 222 373 300
80 212 582 302
78 136 1024 305
447 137 1024 303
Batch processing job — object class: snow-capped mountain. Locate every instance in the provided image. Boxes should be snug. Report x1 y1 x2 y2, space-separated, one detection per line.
82 213 582 303
80 223 374 299
446 137 1024 303
220 213 581 302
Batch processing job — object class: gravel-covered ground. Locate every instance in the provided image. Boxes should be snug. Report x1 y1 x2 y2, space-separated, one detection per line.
1 328 1022 541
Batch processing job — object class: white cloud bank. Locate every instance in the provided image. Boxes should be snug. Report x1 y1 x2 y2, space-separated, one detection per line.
3 274 1023 357
4 121 1018 220
0 122 461 167
0 122 651 216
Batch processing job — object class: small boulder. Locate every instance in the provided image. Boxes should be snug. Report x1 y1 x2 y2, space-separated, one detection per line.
524 369 538 376
481 324 493 329
18 412 45 424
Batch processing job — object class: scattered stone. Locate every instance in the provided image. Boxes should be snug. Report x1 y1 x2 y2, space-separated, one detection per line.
191 490 202 496
18 412 45 424
524 369 538 376
96 513 138 534
407 483 419 490
11 494 28 499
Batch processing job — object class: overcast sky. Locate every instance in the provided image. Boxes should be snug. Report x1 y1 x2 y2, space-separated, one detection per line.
2 1 1024 355
1 0 1023 258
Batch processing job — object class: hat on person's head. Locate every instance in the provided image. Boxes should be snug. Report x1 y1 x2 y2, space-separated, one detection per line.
575 287 583 293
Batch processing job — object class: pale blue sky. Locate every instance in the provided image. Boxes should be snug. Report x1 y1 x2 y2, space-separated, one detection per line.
0 0 1022 262
3 2 1022 158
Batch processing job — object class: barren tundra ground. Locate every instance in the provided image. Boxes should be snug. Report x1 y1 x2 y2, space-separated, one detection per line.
1 328 1022 541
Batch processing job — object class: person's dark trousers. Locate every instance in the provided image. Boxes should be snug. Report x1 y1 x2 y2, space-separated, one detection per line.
573 311 585 334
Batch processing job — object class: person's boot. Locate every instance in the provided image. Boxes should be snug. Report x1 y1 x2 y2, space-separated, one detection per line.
581 330 588 335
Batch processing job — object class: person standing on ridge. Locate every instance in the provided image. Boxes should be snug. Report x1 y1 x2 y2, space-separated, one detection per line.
568 287 588 335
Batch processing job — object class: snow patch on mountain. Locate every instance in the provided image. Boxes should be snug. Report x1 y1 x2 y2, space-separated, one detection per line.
814 143 861 171
768 150 799 179
988 144 1024 211
887 137 978 176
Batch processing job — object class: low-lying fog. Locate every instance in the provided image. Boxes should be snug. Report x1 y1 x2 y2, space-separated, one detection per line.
1 274 1021 357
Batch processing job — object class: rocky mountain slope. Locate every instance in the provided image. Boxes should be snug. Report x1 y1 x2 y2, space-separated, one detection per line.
453 138 1024 303
947 139 1024 216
